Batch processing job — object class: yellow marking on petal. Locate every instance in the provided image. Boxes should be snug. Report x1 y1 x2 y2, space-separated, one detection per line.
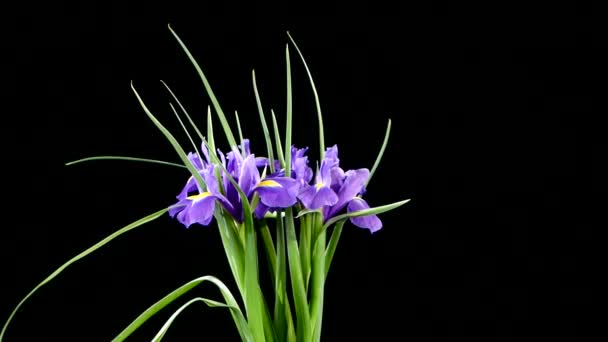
258 180 282 188
187 192 212 201
316 182 325 190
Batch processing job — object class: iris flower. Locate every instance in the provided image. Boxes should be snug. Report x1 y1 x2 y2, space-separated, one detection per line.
169 140 298 226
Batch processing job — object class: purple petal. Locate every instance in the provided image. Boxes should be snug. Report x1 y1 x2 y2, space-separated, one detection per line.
187 193 217 226
254 202 270 219
329 168 370 217
239 154 260 196
254 177 298 208
324 145 339 163
187 152 204 170
168 201 187 217
241 139 251 156
176 176 198 200
347 197 382 233
298 184 338 210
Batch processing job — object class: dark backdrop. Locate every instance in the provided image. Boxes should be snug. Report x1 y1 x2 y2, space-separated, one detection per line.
1 3 603 341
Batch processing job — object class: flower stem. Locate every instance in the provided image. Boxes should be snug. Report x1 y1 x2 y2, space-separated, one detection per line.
310 213 326 342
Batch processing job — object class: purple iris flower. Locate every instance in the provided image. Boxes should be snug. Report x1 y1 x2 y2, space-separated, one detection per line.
170 139 299 227
301 145 383 233
297 157 339 210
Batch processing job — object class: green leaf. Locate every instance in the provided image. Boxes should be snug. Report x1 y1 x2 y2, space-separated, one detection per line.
260 220 277 288
168 102 203 159
151 297 240 342
284 45 293 175
324 220 345 277
299 214 312 290
160 80 205 143
323 199 411 230
112 275 252 342
131 83 207 191
271 109 285 168
1 208 168 341
235 110 245 156
366 118 392 187
65 156 186 169
285 208 311 340
274 214 295 342
287 32 325 158
295 208 322 218
215 210 245 297
168 25 238 149
207 106 217 158
252 69 276 173
310 213 326 342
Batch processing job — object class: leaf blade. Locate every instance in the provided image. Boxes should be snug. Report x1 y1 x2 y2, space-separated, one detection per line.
65 156 186 169
1 208 168 341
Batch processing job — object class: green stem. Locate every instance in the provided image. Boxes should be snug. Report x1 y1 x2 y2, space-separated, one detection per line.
310 213 326 342
324 220 345 277
260 220 277 289
285 208 311 341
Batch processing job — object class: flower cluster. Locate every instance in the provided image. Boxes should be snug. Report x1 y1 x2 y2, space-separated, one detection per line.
170 140 382 232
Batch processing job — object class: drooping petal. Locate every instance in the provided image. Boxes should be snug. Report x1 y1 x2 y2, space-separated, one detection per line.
168 202 187 218
254 177 298 208
186 192 217 226
347 197 382 233
254 201 270 219
298 184 338 210
329 168 370 217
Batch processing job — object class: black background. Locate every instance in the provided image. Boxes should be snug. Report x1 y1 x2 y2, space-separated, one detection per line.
1 3 604 341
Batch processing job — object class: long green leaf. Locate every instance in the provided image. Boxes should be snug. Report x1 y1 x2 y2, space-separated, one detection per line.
285 208 311 340
168 103 202 159
151 297 240 342
259 220 277 289
131 83 206 191
235 110 245 156
160 80 205 143
65 156 186 169
324 220 345 277
215 210 245 297
207 106 217 158
274 214 295 342
299 213 312 290
168 25 238 149
310 213 326 342
323 199 411 230
284 45 293 175
0 208 168 341
271 109 285 168
252 69 276 173
287 32 325 158
325 219 346 278
366 119 392 187
112 275 252 342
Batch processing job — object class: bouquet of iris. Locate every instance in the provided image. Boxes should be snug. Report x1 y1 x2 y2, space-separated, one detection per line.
1 27 409 341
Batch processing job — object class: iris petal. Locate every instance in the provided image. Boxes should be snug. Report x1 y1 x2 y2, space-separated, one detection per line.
347 197 382 233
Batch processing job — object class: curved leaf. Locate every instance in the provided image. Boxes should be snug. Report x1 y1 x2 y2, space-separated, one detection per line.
323 199 411 230
113 275 252 342
0 208 168 341
65 156 186 169
151 297 239 342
